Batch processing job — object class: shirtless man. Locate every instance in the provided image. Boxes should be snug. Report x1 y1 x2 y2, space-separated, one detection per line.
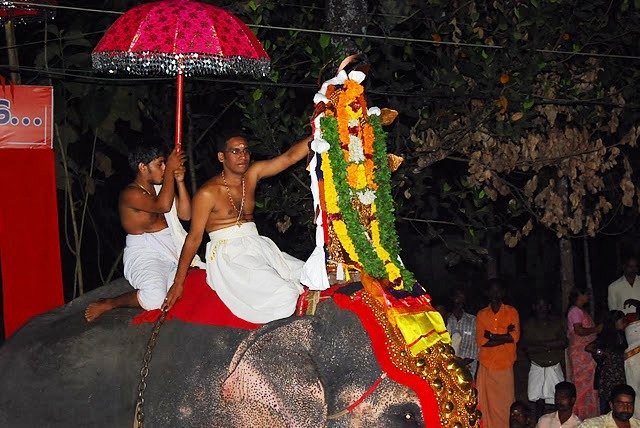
163 134 311 323
84 144 188 321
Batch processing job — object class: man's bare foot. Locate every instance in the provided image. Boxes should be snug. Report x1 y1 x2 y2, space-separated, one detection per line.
84 300 114 322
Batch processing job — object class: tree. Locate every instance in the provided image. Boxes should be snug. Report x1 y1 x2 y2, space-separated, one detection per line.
404 0 640 308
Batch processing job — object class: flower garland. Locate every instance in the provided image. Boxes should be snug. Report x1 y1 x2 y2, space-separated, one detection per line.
370 115 416 288
319 150 361 266
311 72 416 290
321 116 387 279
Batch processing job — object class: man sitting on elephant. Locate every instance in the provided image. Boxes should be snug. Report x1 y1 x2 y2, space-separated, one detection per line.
164 134 312 324
85 143 194 321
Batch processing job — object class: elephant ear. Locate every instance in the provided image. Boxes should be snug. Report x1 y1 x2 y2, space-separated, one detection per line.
222 318 327 427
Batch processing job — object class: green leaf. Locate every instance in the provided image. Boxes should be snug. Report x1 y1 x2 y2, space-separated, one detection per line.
319 33 330 49
248 0 257 11
252 89 263 101
443 182 451 193
523 99 535 110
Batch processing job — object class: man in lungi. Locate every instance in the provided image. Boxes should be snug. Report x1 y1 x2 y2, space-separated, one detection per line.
164 134 312 324
85 143 193 321
476 278 520 428
522 297 567 419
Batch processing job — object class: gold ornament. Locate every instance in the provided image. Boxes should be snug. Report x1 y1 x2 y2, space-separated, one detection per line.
380 108 399 125
387 153 404 172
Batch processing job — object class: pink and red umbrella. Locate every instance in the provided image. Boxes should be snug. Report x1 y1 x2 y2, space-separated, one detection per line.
92 0 270 150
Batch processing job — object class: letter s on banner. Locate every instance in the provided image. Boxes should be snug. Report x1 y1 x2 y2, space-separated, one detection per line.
0 86 53 149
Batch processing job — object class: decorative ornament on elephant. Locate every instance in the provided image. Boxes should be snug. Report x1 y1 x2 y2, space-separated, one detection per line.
301 56 481 428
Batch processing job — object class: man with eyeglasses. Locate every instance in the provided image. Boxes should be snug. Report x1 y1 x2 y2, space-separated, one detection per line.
164 133 313 324
579 384 640 427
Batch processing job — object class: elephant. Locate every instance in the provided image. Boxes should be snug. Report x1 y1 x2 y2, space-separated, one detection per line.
0 278 426 427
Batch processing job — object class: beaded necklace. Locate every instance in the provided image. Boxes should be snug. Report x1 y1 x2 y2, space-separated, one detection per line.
221 171 245 227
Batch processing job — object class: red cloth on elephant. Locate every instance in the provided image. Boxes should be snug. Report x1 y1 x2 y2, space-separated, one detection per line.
132 268 260 329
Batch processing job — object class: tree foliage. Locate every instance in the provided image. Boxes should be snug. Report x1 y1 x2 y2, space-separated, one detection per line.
7 0 640 295
404 0 640 247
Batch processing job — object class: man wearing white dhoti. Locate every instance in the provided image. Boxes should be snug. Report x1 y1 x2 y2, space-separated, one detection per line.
164 134 312 323
85 143 194 321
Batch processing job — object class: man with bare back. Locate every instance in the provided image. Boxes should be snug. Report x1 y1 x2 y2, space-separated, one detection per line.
85 143 194 321
163 134 312 323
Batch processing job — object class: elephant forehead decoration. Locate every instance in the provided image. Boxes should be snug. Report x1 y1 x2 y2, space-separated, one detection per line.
305 65 481 428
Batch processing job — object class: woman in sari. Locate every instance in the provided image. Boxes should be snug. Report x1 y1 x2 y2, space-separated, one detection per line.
566 287 602 420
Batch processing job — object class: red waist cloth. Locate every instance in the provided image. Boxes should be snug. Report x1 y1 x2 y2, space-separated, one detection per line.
131 269 261 330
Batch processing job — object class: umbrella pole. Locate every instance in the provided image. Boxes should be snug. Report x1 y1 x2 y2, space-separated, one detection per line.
175 71 184 151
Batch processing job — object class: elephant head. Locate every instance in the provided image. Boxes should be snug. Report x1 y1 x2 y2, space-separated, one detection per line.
219 299 424 427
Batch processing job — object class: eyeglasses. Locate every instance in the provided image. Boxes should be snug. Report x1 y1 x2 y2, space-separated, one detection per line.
225 147 251 156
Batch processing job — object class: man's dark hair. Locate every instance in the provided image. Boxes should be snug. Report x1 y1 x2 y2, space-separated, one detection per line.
128 143 164 172
623 253 638 264
610 384 636 402
216 132 249 153
487 277 505 290
555 381 576 398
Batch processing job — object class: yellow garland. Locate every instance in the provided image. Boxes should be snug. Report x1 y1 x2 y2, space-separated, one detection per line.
370 220 402 282
369 203 402 283
320 152 360 264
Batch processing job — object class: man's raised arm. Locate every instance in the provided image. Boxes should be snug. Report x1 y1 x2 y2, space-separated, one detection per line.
250 135 312 181
123 148 183 213
163 189 215 310
174 163 191 221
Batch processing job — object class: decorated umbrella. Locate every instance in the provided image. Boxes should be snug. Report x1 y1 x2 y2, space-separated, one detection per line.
1 0 57 84
92 0 270 151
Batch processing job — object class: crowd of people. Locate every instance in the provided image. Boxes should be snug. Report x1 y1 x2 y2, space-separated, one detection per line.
442 255 640 427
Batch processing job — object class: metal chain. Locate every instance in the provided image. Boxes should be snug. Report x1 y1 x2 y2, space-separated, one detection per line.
134 308 168 428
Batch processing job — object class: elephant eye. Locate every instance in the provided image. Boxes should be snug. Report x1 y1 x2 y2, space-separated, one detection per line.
387 403 421 426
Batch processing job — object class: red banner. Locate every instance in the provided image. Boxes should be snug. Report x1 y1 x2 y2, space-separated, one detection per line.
0 85 53 149
0 85 62 337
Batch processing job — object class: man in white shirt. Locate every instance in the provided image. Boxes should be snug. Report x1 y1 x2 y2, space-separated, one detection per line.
446 288 478 377
579 384 640 427
537 381 581 428
608 255 640 314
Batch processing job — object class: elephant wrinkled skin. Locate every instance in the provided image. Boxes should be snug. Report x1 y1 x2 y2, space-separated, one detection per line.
0 279 424 427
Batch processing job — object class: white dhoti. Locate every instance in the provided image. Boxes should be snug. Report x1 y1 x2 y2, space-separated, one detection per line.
625 320 640 418
124 186 204 310
205 222 304 324
527 362 564 404
123 228 178 310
